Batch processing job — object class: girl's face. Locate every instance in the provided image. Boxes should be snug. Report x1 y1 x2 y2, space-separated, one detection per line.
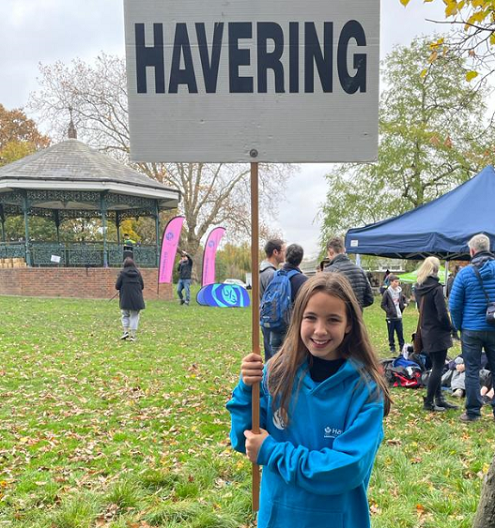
300 291 351 361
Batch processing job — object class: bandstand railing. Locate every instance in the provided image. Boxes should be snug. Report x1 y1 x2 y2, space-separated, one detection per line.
0 242 159 268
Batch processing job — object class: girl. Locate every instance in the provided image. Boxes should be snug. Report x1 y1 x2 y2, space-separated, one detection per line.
414 256 457 412
115 257 145 341
227 273 391 528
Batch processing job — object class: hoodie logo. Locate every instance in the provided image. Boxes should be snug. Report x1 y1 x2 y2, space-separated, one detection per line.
273 409 288 430
324 426 342 439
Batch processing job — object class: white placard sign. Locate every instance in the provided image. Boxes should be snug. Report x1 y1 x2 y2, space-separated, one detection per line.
124 0 379 163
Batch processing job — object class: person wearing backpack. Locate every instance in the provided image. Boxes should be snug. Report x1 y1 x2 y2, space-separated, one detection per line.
261 244 308 357
449 233 495 422
259 239 286 360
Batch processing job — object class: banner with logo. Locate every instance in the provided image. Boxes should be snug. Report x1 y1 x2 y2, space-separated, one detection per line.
201 227 226 286
158 216 185 283
197 283 250 308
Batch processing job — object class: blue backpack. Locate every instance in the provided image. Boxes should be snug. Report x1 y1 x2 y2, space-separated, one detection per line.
260 269 299 331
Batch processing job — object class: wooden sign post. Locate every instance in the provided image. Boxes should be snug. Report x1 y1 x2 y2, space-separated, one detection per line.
250 161 261 510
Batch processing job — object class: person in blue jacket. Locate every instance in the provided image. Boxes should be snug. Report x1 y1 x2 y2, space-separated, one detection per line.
227 272 391 528
449 233 495 422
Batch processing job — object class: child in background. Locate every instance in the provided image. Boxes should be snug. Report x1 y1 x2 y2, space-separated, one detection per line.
381 274 407 353
227 273 391 528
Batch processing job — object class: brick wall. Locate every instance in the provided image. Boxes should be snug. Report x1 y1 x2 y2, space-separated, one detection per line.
0 268 172 301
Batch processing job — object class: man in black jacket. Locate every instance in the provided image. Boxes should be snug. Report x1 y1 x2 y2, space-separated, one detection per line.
177 251 193 305
324 237 374 309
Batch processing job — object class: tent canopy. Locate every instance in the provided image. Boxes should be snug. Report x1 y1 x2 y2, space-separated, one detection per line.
345 165 495 260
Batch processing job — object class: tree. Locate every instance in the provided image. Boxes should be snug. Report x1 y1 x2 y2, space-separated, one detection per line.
400 0 495 82
28 54 294 276
216 242 253 282
0 104 50 166
0 105 52 241
472 450 495 528
319 36 495 243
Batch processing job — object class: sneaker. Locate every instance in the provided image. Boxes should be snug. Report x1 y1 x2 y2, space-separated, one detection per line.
180 299 185 305
129 335 136 342
452 389 464 398
120 331 129 340
459 412 480 422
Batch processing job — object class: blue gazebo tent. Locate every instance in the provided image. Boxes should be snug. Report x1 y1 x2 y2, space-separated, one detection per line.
345 165 495 260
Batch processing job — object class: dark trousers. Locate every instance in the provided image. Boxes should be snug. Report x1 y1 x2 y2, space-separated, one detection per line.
461 330 495 417
261 326 273 362
386 318 404 352
426 349 448 403
269 330 286 356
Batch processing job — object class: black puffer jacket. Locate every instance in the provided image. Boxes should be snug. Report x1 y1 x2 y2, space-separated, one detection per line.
116 267 145 311
414 276 452 353
324 254 374 308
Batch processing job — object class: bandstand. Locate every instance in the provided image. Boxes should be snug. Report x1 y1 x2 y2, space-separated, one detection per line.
0 136 180 299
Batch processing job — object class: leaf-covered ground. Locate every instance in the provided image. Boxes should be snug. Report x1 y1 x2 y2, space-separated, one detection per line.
0 294 494 527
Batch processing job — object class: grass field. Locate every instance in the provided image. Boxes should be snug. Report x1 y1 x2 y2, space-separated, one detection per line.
0 293 494 528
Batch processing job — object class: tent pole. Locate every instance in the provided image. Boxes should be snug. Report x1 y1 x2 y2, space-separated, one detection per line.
445 261 449 296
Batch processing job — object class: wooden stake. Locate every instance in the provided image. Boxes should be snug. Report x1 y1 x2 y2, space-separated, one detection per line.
250 161 261 512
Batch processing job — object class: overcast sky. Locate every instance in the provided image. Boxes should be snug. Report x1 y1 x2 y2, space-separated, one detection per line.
0 0 448 258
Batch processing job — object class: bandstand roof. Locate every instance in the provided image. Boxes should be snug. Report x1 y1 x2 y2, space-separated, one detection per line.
0 139 180 211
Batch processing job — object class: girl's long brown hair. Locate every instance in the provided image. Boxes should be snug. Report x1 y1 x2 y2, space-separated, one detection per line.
267 272 391 421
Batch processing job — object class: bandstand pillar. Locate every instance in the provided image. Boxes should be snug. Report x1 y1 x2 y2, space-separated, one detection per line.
0 205 5 242
22 191 31 266
53 210 61 243
154 201 161 267
100 192 108 267
115 211 121 245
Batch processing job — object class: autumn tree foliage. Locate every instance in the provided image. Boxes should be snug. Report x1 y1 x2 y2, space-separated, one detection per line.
0 104 50 166
400 0 495 82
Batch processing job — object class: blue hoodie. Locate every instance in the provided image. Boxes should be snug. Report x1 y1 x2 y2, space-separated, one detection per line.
227 359 384 528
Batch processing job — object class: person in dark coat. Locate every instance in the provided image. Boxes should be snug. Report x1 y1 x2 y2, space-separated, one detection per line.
115 257 145 341
415 256 457 412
